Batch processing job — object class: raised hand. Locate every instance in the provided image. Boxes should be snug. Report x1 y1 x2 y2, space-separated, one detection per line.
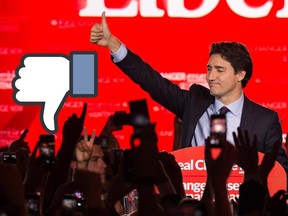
90 12 111 46
205 137 238 216
9 128 30 153
205 137 238 187
61 103 87 152
259 140 282 184
158 151 185 197
75 127 95 169
233 128 258 174
90 12 121 53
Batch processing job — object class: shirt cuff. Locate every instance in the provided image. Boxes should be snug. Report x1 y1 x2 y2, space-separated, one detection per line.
111 43 128 63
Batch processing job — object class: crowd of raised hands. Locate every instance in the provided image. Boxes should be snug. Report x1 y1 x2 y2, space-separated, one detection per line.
0 103 287 216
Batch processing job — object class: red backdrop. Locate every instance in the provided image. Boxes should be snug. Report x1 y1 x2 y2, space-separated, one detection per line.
1 0 288 153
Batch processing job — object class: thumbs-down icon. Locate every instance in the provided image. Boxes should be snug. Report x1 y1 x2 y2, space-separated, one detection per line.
12 52 97 133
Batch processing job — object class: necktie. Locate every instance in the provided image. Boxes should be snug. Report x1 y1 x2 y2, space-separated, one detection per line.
219 106 229 115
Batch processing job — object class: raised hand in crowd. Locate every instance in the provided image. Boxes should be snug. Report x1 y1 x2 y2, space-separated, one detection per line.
233 128 260 179
233 128 267 215
233 127 282 190
233 127 284 215
99 111 126 152
43 103 87 212
60 102 87 156
158 151 185 197
128 123 165 216
204 137 238 216
266 189 288 216
9 128 30 153
8 129 30 182
75 127 95 170
24 136 52 195
259 138 282 189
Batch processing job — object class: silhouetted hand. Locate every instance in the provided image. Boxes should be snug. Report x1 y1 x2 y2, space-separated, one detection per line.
8 129 30 182
24 139 51 193
259 140 282 184
103 111 125 133
266 190 288 215
61 103 87 149
205 137 238 185
9 129 30 153
205 137 237 216
158 151 185 197
43 103 88 212
233 128 258 174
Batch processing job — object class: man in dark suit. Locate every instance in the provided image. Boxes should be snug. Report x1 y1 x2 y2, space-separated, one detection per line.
90 12 288 176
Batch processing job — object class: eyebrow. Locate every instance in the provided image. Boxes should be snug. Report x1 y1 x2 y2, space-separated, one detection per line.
215 65 225 70
207 65 225 70
90 156 101 161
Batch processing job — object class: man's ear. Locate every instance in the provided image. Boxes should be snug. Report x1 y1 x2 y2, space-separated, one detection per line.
237 70 246 82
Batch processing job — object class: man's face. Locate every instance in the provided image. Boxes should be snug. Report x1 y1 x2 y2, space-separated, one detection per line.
206 54 245 103
87 145 107 183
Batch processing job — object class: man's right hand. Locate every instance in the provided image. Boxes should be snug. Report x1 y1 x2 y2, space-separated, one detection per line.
90 11 121 53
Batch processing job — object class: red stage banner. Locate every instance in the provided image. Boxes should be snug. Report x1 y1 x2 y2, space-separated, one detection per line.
172 146 286 200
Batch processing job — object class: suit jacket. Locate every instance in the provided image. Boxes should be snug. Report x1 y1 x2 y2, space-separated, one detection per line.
115 49 288 171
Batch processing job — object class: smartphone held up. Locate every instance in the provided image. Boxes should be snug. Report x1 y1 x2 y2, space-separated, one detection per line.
38 134 55 165
210 114 227 147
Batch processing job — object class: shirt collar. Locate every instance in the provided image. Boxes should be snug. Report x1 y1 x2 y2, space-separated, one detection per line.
213 92 244 116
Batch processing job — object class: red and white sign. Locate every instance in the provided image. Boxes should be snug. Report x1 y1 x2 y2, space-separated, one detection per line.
172 146 286 200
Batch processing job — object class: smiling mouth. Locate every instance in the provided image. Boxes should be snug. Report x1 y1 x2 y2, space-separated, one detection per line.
209 83 219 87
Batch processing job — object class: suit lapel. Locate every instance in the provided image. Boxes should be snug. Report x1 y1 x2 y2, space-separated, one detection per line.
240 96 256 132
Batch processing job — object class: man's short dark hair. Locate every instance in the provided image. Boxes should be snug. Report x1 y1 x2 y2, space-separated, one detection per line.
209 41 253 88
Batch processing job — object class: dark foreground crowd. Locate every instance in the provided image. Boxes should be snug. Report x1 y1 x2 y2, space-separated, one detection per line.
0 103 287 216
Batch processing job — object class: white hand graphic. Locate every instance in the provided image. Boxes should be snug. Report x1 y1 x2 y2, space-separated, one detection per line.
13 52 97 133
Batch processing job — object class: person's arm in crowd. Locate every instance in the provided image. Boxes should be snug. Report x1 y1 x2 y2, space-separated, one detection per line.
24 137 51 195
265 190 288 215
129 124 166 216
9 128 30 153
233 128 261 183
99 111 124 150
258 139 282 195
201 175 214 216
0 164 27 216
8 129 30 182
233 127 282 190
43 103 87 212
233 128 266 215
204 137 237 216
75 127 95 170
157 151 185 197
